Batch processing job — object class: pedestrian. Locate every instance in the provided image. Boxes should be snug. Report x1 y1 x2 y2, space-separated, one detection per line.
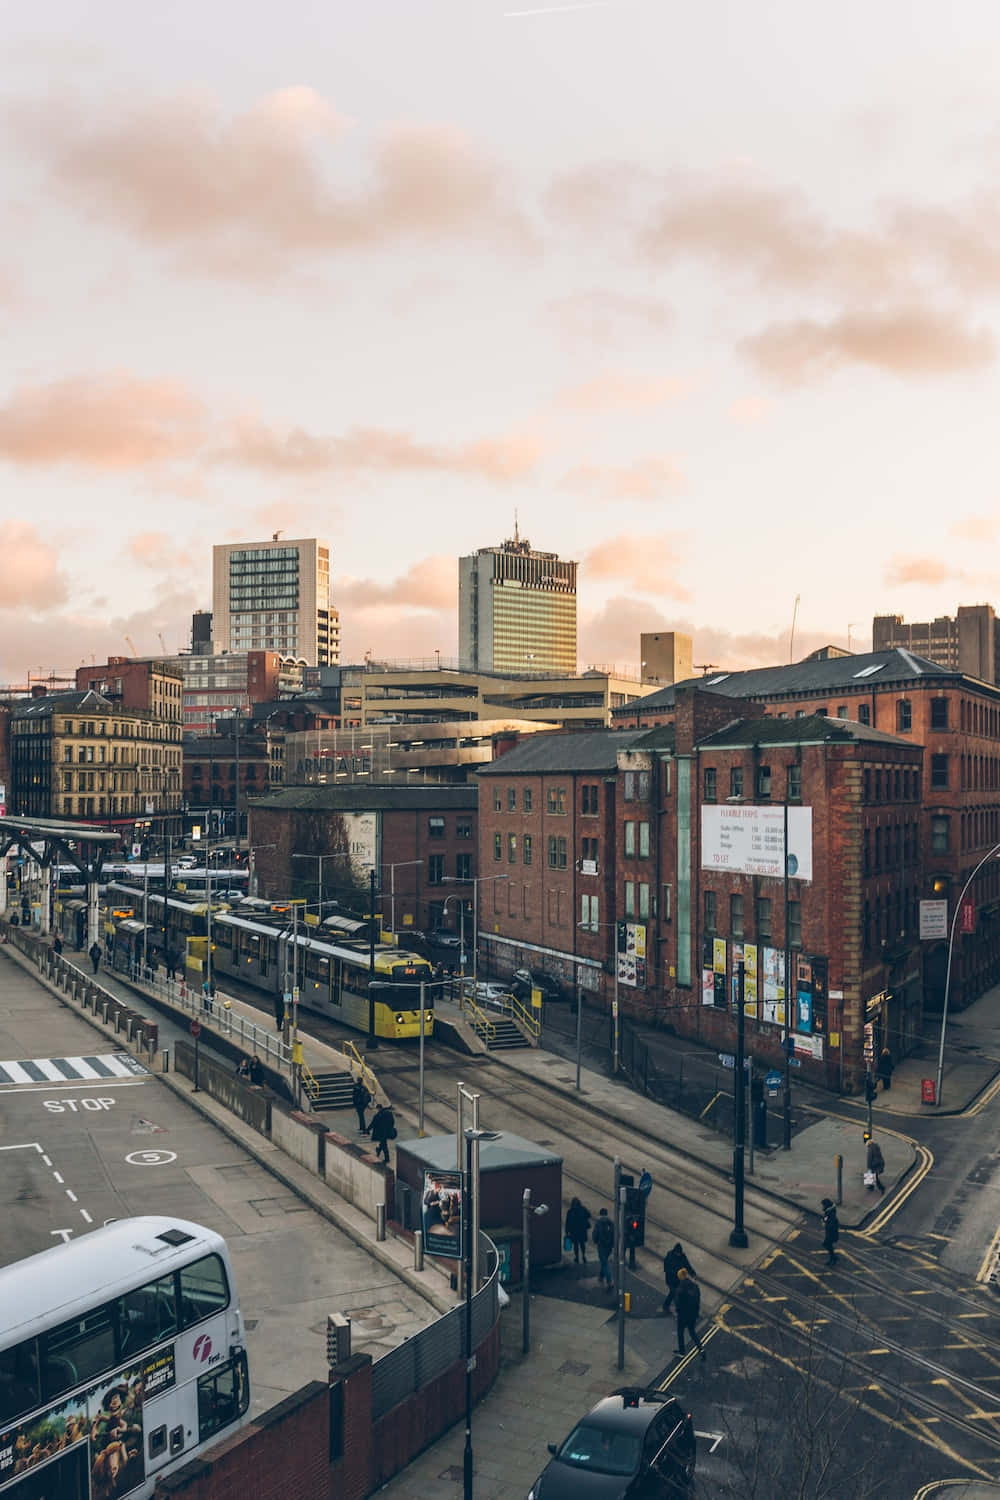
866 1138 886 1194
236 1058 251 1082
273 991 286 1032
52 934 63 956
352 1075 372 1134
821 1198 840 1266
878 1046 894 1091
369 1104 396 1164
249 1055 263 1086
201 975 215 1012
88 941 101 975
593 1208 615 1289
564 1197 591 1265
674 1268 705 1359
662 1242 694 1313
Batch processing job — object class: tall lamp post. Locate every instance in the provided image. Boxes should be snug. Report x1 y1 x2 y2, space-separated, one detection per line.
382 859 423 938
463 1126 500 1500
442 874 509 989
730 960 749 1247
935 843 1000 1106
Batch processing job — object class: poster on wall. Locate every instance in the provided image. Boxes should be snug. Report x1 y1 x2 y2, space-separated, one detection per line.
701 804 813 881
702 968 715 1006
810 957 828 1035
796 955 813 1034
713 938 727 975
762 947 786 1026
617 925 646 988
743 942 759 1017
422 1170 463 1260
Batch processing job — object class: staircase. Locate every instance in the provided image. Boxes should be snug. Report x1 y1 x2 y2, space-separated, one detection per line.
481 1016 531 1051
307 1072 356 1111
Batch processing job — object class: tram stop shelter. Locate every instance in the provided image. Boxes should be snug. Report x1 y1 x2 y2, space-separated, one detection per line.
394 1131 563 1285
0 815 122 945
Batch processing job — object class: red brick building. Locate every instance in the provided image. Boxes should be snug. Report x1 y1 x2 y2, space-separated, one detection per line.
247 785 478 938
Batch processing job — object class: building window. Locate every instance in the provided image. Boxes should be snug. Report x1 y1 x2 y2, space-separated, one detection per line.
428 816 445 838
547 786 567 814
625 821 636 857
507 788 517 812
788 899 802 949
638 822 650 857
581 893 599 931
493 788 502 812
703 768 717 802
523 788 533 813
756 765 771 800
624 770 651 802
456 853 472 881
756 897 772 942
932 815 950 854
931 754 949 789
548 836 558 868
638 883 650 919
508 833 517 863
557 836 567 868
457 819 472 839
930 697 949 730
730 766 744 799
581 837 598 863
787 765 802 801
858 704 871 725
837 705 848 718
523 835 532 865
624 880 635 918
663 883 672 922
704 890 717 934
730 894 744 938
494 833 502 862
428 854 445 884
897 700 912 733
582 784 599 814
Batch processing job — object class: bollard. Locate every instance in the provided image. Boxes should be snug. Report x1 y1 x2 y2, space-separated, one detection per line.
414 1229 424 1271
161 1047 170 1075
376 1204 386 1242
836 1153 843 1206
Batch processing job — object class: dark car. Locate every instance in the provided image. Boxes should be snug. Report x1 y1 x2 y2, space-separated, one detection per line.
429 930 463 950
512 968 563 1003
527 1389 695 1499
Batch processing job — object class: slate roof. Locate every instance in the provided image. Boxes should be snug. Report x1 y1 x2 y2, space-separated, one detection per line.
698 714 918 750
249 784 477 811
477 729 647 776
12 690 111 720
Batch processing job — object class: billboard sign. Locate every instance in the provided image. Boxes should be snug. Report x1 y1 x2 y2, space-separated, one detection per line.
422 1170 463 1260
919 900 948 939
701 805 813 881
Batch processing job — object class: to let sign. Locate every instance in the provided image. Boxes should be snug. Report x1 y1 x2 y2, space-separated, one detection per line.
919 900 948 940
962 901 976 934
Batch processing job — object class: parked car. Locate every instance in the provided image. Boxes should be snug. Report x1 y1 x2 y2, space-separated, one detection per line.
512 968 563 1003
527 1389 696 1498
430 930 463 950
459 980 512 1010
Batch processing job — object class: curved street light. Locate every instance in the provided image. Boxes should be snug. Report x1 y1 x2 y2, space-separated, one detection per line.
934 842 1000 1106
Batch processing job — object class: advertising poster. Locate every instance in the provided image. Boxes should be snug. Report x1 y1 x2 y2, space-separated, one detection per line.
730 943 743 1010
796 956 813 1035
762 947 785 1026
743 942 758 1017
810 957 828 1035
702 968 715 1007
701 805 813 881
713 938 727 975
713 973 726 1008
422 1170 463 1260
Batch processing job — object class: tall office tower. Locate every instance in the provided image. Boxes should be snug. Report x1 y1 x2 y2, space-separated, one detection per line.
458 534 578 674
212 536 338 666
873 604 1000 683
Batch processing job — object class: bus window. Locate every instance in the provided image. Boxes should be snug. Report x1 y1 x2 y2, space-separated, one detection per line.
41 1305 117 1399
120 1272 178 1356
179 1256 229 1328
198 1351 249 1443
0 1340 40 1424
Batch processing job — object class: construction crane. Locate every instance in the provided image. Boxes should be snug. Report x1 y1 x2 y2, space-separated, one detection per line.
124 636 138 657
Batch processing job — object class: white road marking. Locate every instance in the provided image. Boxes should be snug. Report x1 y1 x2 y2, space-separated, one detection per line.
52 1172 63 1183
80 1210 93 1224
125 1149 177 1166
41 1155 51 1166
65 1190 77 1202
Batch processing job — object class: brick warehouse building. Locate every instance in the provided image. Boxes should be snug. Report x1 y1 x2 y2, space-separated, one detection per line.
479 701 923 1092
614 648 1000 1017
247 784 478 938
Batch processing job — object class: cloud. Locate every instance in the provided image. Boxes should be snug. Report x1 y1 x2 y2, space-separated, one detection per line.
0 523 69 608
582 534 690 596
545 289 672 350
336 556 455 610
15 88 529 277
0 579 199 681
564 457 685 500
0 375 204 468
741 309 995 383
214 422 543 481
950 515 998 542
883 555 975 587
728 395 774 425
557 372 694 411
126 532 174 568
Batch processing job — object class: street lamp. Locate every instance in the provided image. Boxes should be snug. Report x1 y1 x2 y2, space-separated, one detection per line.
935 842 1000 1106
730 960 749 1248
521 1188 549 1355
463 1126 500 1500
442 874 509 990
381 859 423 937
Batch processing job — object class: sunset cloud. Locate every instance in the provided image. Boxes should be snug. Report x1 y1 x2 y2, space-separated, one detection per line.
564 456 686 500
336 556 455 610
15 89 529 276
0 523 69 608
557 372 695 411
949 515 999 542
545 289 672 350
582 534 690 597
126 532 175 568
882 555 978 587
578 600 843 674
741 309 995 383
0 375 204 468
214 422 542 482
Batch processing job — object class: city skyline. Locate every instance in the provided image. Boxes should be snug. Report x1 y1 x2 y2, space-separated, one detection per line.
6 2 1000 682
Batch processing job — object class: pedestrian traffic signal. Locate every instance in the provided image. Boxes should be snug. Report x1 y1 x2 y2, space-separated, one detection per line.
623 1185 645 1248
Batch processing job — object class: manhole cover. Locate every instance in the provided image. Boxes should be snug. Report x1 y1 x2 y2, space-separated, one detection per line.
249 1197 309 1218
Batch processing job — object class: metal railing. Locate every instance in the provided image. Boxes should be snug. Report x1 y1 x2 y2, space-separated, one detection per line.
506 996 540 1040
460 995 497 1043
342 1041 378 1099
300 1059 320 1103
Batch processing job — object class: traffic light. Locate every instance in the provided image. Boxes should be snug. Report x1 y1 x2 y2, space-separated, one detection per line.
623 1185 645 1248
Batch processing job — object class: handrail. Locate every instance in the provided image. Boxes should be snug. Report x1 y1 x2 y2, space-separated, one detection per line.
342 1040 378 1098
462 996 497 1041
300 1059 320 1103
507 996 540 1039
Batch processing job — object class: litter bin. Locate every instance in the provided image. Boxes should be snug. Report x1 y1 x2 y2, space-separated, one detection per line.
921 1077 936 1105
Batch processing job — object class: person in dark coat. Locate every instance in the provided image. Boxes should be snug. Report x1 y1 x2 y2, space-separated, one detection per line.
352 1076 372 1134
249 1055 263 1086
273 991 286 1031
52 934 63 956
593 1208 615 1289
662 1242 694 1313
821 1198 840 1266
674 1269 705 1358
369 1104 395 1163
89 941 102 975
878 1046 894 1091
564 1197 591 1265
866 1138 885 1193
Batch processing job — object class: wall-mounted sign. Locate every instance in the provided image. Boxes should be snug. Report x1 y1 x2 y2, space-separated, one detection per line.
701 805 813 881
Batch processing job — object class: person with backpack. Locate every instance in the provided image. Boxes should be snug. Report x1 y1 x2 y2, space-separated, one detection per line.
662 1242 694 1313
564 1197 591 1265
674 1268 705 1358
369 1104 396 1164
352 1075 372 1134
593 1208 615 1289
821 1198 840 1266
866 1138 885 1193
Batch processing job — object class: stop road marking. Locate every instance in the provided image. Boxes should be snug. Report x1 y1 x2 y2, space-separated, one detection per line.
43 1098 116 1112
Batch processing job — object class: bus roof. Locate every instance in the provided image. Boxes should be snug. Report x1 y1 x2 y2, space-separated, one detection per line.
0 1217 228 1345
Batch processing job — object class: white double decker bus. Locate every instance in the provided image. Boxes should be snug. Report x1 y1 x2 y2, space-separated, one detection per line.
0 1218 250 1499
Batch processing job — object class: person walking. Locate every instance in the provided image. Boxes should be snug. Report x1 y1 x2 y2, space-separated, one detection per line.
662 1242 694 1313
564 1197 591 1265
369 1104 396 1164
878 1046 894 1092
867 1138 886 1193
52 934 63 957
821 1198 840 1266
88 941 102 975
273 990 286 1032
674 1269 705 1359
593 1208 615 1290
352 1075 372 1134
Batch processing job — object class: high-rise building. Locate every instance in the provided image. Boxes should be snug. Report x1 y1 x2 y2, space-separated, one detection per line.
873 605 1000 683
212 536 338 666
458 534 577 674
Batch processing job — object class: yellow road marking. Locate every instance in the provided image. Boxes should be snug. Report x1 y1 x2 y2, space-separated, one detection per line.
976 1223 1000 1284
656 1323 719 1387
965 1071 1000 1116
959 1311 991 1319
861 1144 934 1236
759 1248 780 1271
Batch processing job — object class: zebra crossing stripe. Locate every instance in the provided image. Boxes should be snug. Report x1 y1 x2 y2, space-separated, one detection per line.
0 1055 150 1086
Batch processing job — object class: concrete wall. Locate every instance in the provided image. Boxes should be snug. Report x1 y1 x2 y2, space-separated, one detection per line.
270 1108 327 1173
322 1131 387 1218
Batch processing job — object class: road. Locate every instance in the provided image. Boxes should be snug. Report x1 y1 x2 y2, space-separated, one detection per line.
0 946 437 1418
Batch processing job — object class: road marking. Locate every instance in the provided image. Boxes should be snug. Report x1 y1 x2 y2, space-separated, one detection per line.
52 1171 63 1183
125 1149 176 1166
80 1210 93 1224
964 1071 1000 1116
694 1430 725 1452
65 1189 77 1202
656 1323 720 1385
976 1223 1000 1284
861 1144 934 1236
0 1054 149 1086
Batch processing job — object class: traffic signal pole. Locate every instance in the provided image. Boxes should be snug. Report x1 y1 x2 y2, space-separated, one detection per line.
730 961 749 1248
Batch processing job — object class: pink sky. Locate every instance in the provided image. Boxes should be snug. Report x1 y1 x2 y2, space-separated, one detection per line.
4 1 1000 681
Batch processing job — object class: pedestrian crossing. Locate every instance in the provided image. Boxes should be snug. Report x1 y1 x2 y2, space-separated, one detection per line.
0 1054 149 1086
